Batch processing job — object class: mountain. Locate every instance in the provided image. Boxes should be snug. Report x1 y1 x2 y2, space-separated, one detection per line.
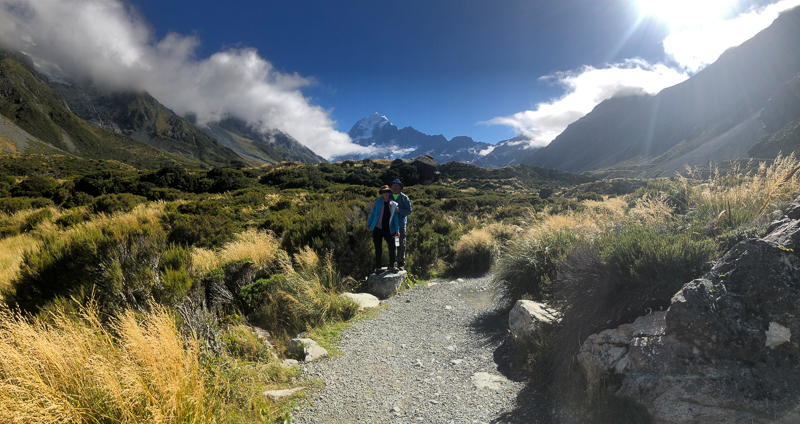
340 113 538 167
523 6 800 177
195 117 325 165
26 52 325 167
0 48 204 169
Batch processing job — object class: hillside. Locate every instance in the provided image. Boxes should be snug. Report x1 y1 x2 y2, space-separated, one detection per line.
0 49 208 169
523 6 800 177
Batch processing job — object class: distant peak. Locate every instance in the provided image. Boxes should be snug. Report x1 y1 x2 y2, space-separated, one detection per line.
350 113 392 141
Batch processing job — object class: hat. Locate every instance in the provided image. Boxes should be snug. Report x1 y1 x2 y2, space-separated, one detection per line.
390 179 404 188
379 185 391 194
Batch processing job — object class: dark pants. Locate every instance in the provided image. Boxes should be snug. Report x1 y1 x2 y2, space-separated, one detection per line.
372 228 396 268
397 226 407 266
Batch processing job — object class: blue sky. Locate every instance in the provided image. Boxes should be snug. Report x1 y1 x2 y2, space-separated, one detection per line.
0 0 797 158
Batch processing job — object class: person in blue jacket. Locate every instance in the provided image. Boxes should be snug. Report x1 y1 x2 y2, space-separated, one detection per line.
366 185 400 273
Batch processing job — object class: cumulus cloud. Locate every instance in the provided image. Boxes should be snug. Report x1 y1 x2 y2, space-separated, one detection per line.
0 0 369 159
482 60 688 147
485 0 800 147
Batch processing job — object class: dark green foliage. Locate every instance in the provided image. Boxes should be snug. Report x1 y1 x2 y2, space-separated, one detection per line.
90 193 146 214
494 227 581 304
61 191 94 209
260 164 332 190
74 171 140 197
207 167 253 193
0 226 20 239
239 276 280 313
597 226 716 305
11 176 59 198
407 206 457 277
55 213 84 228
0 197 32 213
576 191 603 202
11 220 170 314
22 208 52 231
167 211 236 249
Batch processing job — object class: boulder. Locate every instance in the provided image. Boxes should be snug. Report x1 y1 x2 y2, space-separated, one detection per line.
508 300 560 345
578 196 800 423
367 270 407 299
340 292 380 311
263 387 303 401
288 338 328 362
410 154 440 183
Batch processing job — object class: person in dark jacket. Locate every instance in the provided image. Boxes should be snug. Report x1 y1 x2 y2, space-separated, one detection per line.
389 179 412 269
366 185 400 273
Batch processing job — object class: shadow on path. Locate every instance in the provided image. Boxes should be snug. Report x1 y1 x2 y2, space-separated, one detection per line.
470 308 558 423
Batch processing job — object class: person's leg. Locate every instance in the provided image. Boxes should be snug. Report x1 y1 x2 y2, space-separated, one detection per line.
372 229 383 270
397 225 407 267
387 231 397 268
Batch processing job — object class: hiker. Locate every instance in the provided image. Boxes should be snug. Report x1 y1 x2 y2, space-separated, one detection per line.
389 179 412 270
366 185 400 273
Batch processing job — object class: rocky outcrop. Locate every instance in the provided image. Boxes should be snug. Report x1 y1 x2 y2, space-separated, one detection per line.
367 270 407 299
579 196 800 423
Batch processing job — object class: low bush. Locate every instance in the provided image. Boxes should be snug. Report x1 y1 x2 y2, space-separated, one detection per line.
21 208 52 232
90 193 147 214
452 227 494 275
11 218 169 314
55 213 84 228
494 225 582 304
222 324 273 362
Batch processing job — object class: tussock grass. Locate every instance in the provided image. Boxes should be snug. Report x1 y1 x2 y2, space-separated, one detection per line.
192 229 283 275
0 233 39 298
0 300 215 424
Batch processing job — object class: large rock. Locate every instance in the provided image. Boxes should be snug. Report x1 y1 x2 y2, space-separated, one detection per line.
340 292 380 311
410 154 440 183
508 300 560 345
367 270 407 299
579 196 800 423
288 338 328 362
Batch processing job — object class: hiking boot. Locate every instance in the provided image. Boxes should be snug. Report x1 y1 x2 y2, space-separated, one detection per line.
387 266 398 273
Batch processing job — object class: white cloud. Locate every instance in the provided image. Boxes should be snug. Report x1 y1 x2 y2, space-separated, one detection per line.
0 0 369 159
483 60 688 147
664 0 800 72
485 1 800 147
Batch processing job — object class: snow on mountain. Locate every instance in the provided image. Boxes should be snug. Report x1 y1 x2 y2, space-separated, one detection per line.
339 113 539 168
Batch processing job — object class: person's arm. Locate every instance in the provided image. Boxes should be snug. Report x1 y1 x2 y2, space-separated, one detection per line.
397 194 412 217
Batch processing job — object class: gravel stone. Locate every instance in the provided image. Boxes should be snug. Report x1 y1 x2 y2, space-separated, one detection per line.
291 275 559 423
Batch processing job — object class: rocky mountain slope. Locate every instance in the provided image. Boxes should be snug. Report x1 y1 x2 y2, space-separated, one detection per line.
0 49 203 169
524 6 800 177
339 113 539 167
30 57 324 167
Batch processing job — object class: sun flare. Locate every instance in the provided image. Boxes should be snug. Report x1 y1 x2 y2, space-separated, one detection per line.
638 0 735 29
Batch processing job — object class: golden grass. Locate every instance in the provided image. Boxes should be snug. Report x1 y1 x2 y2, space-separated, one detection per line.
0 300 215 423
0 233 39 299
192 229 283 275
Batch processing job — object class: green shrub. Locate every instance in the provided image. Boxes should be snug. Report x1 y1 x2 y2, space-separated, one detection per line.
223 325 273 362
0 197 32 213
90 193 146 214
168 213 236 249
494 226 581 304
0 226 20 239
11 219 169 314
21 208 52 231
54 213 84 228
11 176 59 199
61 191 94 209
576 191 602 202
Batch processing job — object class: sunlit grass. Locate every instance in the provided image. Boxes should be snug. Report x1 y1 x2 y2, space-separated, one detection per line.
0 300 215 424
0 233 39 299
192 228 283 275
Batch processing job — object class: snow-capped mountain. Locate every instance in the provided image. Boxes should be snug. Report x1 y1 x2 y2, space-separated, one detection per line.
339 113 539 168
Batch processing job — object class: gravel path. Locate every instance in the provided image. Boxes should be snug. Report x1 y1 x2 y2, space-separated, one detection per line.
292 275 555 424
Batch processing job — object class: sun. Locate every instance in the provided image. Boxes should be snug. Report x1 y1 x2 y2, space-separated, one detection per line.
638 0 735 29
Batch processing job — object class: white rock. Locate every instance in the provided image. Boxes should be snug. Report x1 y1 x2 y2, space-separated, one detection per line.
367 270 407 298
263 387 303 401
508 300 560 344
289 338 329 362
766 321 791 349
471 372 508 390
341 292 380 311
